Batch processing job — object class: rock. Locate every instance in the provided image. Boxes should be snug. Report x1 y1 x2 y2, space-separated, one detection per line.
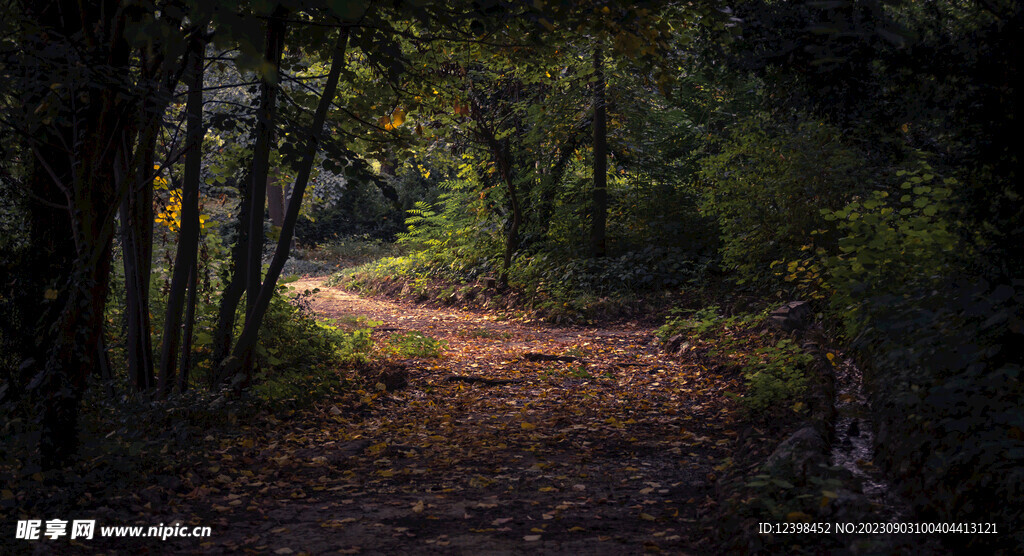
826 489 871 521
765 426 828 479
769 301 813 332
665 334 686 353
480 276 497 289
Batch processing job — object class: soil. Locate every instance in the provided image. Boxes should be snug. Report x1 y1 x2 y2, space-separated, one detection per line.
55 278 742 555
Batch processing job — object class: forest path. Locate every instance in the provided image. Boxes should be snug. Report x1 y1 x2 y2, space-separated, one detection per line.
193 277 739 554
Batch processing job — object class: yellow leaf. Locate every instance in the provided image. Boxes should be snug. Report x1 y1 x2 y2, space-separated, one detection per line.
392 107 406 127
412 500 425 513
44 289 58 300
520 422 536 430
639 513 656 521
538 486 556 492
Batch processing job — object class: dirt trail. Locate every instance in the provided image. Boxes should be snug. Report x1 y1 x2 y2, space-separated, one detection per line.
155 279 738 554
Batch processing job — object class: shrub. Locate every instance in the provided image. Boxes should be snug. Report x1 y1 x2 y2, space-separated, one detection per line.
250 285 378 405
658 307 810 415
386 331 446 359
821 160 959 336
740 339 813 413
699 115 867 286
814 158 1024 551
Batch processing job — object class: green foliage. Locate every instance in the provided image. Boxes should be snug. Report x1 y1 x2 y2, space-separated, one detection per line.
789 159 1024 549
740 339 812 413
252 292 379 405
514 246 712 299
385 331 446 359
259 288 378 369
290 235 401 276
395 183 502 277
658 306 809 415
657 305 760 341
821 160 959 336
0 179 27 254
742 470 845 522
699 116 866 285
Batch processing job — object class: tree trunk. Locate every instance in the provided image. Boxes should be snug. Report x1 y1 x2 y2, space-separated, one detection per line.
120 119 157 392
240 7 289 381
178 264 198 392
245 8 288 315
267 174 285 227
226 28 350 378
20 0 131 469
590 47 608 258
157 37 205 397
536 141 578 240
501 141 522 279
211 185 250 378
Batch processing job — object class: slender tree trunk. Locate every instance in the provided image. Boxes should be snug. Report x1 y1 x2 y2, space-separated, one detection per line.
537 142 577 239
211 184 250 377
119 31 185 393
225 28 349 378
267 174 285 227
590 47 608 258
120 119 157 392
239 7 288 382
157 37 205 397
177 264 197 392
245 7 288 315
500 142 522 278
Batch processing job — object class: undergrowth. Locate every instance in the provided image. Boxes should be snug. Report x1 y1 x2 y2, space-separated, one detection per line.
384 331 447 359
657 306 812 417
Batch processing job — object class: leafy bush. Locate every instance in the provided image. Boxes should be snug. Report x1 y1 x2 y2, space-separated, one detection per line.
386 331 446 359
658 307 810 415
821 160 959 336
252 290 379 405
699 115 867 286
740 339 813 413
806 159 1024 551
657 305 731 340
512 246 712 299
